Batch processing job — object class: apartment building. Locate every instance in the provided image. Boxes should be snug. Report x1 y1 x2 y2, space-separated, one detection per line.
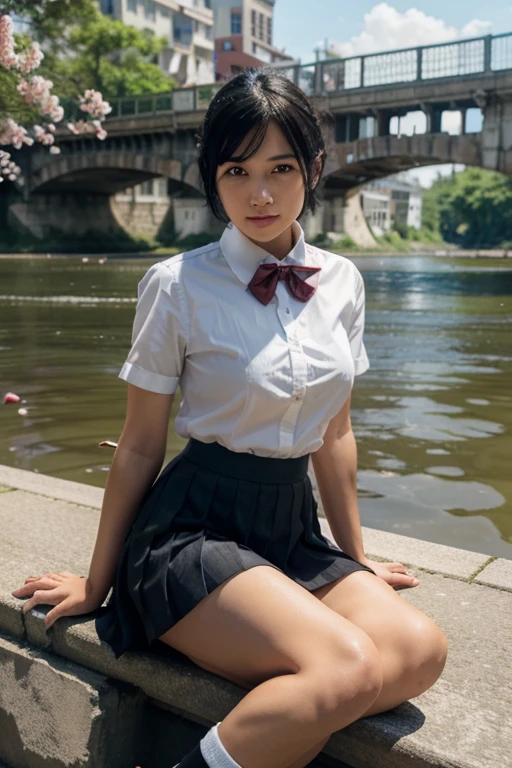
362 174 424 234
99 0 215 86
210 0 293 80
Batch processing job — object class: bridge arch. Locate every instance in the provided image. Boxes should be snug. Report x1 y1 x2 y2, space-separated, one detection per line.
27 151 203 196
323 133 482 189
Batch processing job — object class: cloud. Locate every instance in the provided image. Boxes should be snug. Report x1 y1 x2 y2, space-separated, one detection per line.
330 3 493 58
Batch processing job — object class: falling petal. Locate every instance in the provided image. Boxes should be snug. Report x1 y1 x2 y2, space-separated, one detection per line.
4 392 21 404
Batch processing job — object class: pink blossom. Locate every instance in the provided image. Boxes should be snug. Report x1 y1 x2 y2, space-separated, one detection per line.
0 118 34 149
0 15 19 69
80 89 112 119
0 149 21 183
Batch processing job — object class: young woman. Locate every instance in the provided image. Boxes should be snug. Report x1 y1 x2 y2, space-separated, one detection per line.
12 69 448 768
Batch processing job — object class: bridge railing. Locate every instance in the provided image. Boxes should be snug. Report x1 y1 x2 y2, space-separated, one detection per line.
106 31 512 120
290 31 512 95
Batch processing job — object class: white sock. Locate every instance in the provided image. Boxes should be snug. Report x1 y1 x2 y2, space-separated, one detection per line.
200 722 243 768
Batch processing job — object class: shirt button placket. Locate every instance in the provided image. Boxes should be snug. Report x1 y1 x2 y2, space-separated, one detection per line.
276 286 307 450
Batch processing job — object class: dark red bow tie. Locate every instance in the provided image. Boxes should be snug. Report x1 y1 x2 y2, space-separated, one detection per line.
247 263 321 306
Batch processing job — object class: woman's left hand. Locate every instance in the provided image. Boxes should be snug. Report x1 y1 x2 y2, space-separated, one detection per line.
363 558 420 589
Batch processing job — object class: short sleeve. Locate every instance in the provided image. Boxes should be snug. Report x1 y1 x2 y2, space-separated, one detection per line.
118 262 188 394
347 267 370 376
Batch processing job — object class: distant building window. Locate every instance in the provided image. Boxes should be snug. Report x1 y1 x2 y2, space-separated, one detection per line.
258 13 264 40
231 11 241 35
253 43 272 63
139 180 154 196
251 9 256 37
100 0 114 13
223 40 234 51
127 0 137 11
143 0 155 21
266 16 272 44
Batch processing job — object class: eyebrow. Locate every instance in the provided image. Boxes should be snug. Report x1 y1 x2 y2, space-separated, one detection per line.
224 153 296 164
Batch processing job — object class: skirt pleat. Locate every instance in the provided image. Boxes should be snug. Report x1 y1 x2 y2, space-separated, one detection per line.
95 439 377 659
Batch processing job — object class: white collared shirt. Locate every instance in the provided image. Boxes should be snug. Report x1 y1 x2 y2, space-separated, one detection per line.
119 220 369 458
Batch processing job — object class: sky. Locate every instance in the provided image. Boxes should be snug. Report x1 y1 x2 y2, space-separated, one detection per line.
273 1 512 186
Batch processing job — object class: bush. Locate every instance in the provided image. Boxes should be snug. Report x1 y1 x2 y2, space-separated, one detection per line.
391 219 409 240
376 231 409 251
0 226 159 254
331 234 357 250
310 231 330 248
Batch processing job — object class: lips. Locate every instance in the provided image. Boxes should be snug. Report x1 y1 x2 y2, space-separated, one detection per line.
247 215 278 220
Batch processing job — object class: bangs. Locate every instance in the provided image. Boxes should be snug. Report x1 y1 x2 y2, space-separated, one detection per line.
218 106 269 165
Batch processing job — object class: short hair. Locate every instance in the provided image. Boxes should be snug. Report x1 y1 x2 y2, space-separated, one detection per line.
196 68 327 223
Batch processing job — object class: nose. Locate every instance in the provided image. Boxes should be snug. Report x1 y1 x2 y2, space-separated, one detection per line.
250 181 273 207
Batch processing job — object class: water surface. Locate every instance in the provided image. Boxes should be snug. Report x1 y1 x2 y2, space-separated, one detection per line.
1 253 510 559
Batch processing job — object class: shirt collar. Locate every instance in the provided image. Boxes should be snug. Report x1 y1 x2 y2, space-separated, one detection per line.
220 219 307 286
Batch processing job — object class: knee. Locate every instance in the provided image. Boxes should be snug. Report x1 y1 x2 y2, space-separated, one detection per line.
403 617 448 682
310 633 384 721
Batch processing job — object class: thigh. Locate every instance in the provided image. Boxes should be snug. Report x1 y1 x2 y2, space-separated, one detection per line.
158 565 379 691
311 571 448 666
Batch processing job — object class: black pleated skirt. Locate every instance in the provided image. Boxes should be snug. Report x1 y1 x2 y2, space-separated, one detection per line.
95 438 377 659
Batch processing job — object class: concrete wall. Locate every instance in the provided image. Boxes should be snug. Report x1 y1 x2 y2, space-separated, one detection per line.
8 193 127 240
111 199 172 240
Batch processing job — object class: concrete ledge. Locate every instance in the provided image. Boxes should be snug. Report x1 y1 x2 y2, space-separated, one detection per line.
1 465 511 768
0 633 145 767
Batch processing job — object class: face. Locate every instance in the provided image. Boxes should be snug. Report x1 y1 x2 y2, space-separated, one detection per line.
215 119 322 258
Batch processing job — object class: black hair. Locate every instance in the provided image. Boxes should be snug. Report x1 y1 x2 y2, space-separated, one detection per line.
196 67 327 223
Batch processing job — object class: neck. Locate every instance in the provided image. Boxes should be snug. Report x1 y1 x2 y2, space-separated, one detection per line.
248 224 295 261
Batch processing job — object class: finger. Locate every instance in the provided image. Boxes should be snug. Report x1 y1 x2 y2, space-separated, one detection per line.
12 578 60 596
388 571 419 587
22 589 64 613
45 598 73 630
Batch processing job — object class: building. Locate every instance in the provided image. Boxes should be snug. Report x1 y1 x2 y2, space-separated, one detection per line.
99 0 215 87
361 190 391 236
362 173 423 233
210 0 294 80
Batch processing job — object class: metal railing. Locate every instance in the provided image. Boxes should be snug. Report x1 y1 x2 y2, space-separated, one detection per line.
106 31 512 120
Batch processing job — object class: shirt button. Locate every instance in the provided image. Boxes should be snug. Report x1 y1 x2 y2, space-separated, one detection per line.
285 307 291 314
295 394 302 401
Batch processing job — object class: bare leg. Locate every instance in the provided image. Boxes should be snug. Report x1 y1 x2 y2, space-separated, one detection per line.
159 566 383 768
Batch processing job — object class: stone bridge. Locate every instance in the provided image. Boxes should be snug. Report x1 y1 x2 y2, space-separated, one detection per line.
5 31 512 245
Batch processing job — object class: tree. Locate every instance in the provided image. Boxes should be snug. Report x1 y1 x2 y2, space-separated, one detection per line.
422 167 512 248
61 16 175 100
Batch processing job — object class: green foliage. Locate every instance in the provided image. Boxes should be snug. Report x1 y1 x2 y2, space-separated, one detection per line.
391 218 409 240
61 16 174 99
422 167 512 248
3 0 176 104
375 231 410 251
0 223 160 253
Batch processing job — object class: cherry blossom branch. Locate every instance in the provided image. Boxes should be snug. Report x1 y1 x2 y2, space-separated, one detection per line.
0 13 112 182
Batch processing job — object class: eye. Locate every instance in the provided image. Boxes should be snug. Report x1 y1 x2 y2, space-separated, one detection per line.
226 166 246 176
273 164 293 173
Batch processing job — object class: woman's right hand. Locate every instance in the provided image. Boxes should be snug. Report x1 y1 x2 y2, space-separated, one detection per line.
11 571 104 630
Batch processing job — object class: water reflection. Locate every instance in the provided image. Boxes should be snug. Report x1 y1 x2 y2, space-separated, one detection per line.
0 255 511 558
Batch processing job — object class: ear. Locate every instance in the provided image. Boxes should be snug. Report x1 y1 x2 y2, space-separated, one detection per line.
311 153 324 190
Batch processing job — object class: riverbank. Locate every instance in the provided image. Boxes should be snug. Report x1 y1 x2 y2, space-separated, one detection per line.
2 246 512 260
0 463 510 768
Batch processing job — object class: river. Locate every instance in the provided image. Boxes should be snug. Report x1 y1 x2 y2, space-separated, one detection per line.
1 253 511 559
